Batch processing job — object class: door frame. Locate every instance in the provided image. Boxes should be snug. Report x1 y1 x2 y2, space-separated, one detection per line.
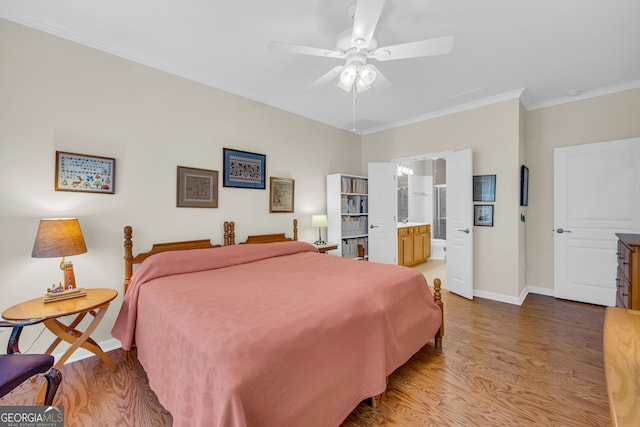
391 150 475 296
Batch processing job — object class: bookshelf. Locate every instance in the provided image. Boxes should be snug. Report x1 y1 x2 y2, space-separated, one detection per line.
327 174 368 260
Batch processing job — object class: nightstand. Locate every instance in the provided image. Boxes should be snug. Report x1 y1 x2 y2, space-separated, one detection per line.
2 288 117 404
312 243 338 254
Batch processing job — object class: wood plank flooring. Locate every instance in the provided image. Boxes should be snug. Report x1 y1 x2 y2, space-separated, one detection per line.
0 292 609 426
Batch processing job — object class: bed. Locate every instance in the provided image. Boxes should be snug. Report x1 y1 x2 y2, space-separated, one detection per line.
112 220 444 427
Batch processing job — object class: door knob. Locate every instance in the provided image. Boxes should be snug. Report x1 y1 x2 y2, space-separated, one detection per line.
369 225 379 229
458 228 470 234
556 228 572 234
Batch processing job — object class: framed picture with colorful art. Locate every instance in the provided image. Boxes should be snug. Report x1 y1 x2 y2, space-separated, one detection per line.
222 148 266 189
55 151 116 194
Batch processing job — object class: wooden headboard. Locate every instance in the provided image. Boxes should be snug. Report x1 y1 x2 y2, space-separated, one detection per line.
240 219 298 244
123 222 236 294
123 220 298 293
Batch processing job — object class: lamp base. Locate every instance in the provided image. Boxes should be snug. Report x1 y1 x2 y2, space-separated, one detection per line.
314 240 326 245
63 262 76 290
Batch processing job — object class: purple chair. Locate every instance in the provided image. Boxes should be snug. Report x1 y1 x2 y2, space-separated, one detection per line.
0 320 61 405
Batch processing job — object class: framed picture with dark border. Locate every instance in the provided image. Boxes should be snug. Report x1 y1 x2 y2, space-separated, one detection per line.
55 151 115 194
474 204 494 227
520 165 529 206
177 166 218 208
473 175 496 202
223 148 266 189
269 177 294 213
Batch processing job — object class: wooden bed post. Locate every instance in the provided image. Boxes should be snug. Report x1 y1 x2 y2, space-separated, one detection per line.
224 221 235 246
433 278 444 348
124 226 133 295
293 219 298 241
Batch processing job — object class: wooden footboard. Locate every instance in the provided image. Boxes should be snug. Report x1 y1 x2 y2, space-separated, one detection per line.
433 278 444 349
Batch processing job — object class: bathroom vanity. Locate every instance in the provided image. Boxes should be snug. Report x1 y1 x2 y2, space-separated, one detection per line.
397 223 431 267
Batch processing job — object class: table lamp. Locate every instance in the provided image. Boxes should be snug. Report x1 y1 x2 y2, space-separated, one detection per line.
32 218 87 290
312 214 327 245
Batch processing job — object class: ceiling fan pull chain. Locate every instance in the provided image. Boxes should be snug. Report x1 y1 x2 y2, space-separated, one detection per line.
352 85 357 131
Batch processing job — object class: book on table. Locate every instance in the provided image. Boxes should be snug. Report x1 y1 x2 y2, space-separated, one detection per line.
43 287 87 303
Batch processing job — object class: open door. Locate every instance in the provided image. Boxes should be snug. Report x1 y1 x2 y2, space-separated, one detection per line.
445 148 474 299
368 162 397 264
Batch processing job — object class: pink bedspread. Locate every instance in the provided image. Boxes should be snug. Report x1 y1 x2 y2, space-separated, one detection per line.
112 241 441 427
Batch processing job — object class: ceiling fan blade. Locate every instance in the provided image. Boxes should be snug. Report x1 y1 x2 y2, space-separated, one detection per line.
308 65 344 89
368 64 391 91
352 0 386 48
268 41 344 58
372 36 454 61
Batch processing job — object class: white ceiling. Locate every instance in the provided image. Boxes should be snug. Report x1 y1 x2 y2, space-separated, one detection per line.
1 0 639 134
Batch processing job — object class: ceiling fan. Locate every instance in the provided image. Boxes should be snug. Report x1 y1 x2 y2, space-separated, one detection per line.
268 0 454 94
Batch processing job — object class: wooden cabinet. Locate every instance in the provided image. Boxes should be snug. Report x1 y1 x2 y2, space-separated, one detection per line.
398 227 413 266
616 233 640 309
327 174 368 260
413 225 431 263
398 224 431 266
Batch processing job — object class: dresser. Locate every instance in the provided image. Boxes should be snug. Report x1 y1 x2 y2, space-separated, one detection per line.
616 233 640 309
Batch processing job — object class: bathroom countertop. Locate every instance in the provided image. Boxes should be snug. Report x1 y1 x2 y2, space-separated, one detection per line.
397 222 429 228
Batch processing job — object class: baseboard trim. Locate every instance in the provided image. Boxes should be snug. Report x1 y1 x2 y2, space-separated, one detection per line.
52 338 122 365
473 289 523 306
527 285 555 297
472 285 556 306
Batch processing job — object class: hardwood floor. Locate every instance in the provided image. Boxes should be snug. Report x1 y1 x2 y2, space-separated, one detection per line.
0 292 609 426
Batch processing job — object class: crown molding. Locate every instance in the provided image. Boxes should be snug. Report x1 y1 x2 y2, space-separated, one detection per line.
360 89 526 135
527 80 640 110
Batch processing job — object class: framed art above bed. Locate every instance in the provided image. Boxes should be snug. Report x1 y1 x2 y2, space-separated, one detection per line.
222 148 266 189
176 166 218 208
55 151 115 194
269 177 294 213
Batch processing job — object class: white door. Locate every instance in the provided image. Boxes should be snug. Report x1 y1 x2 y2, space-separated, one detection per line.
368 162 397 264
445 148 474 299
554 138 640 305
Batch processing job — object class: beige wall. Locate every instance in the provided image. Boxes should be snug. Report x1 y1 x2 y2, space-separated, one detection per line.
362 98 524 300
0 19 361 354
525 88 640 291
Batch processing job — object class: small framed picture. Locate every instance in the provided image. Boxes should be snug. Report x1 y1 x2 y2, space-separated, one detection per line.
473 175 496 202
177 166 218 208
474 205 494 227
520 165 529 206
55 151 116 194
223 148 266 189
269 177 294 213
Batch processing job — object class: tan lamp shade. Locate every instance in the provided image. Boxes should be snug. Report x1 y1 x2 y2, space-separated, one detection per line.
32 218 87 258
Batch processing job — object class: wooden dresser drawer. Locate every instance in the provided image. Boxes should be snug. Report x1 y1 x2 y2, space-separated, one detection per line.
616 233 640 310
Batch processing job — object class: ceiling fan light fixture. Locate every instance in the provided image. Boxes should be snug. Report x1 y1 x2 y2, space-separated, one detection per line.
355 77 371 93
338 63 358 92
358 64 376 86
